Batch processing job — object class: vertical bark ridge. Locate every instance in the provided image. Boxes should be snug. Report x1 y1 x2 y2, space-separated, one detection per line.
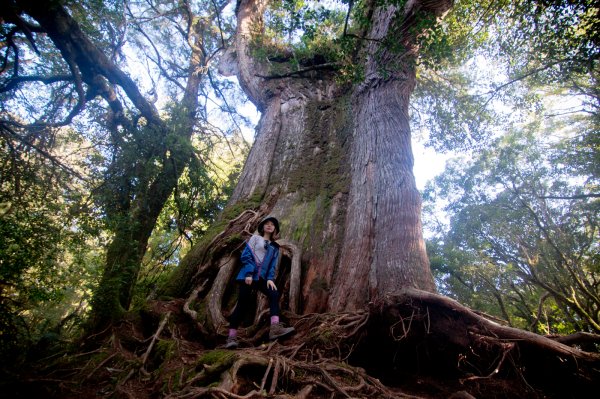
329 3 438 311
234 0 270 110
230 100 282 201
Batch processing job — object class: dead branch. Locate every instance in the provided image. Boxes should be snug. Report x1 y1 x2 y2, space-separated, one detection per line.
259 357 273 391
254 62 341 79
84 351 117 380
141 311 171 369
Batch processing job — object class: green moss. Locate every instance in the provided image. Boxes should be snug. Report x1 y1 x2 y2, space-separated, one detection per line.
190 350 238 385
196 349 237 367
308 328 336 346
192 296 209 321
224 233 244 246
160 349 240 391
278 97 352 256
310 276 328 291
286 199 318 243
225 191 264 219
154 339 176 363
285 98 351 204
167 368 184 391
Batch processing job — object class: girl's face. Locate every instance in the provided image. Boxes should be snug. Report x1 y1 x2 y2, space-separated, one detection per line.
263 221 276 235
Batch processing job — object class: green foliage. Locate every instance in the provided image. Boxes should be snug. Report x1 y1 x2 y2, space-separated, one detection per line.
67 0 127 54
0 0 248 347
413 0 599 152
0 131 103 363
252 1 353 76
264 0 346 50
418 1 599 335
424 125 599 333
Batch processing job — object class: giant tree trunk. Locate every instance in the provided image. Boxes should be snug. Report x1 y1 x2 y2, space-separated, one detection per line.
331 5 438 310
172 0 447 317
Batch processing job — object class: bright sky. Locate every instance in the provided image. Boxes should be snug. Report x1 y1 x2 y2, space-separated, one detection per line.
413 141 447 190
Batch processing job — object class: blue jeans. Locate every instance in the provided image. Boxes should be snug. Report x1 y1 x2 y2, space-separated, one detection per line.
228 278 280 329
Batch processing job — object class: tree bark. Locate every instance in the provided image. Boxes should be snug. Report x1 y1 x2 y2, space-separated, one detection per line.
332 4 438 311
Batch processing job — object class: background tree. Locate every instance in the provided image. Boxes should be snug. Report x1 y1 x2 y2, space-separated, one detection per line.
425 127 599 334
419 0 599 335
0 0 248 333
134 132 247 305
412 0 599 152
0 124 103 361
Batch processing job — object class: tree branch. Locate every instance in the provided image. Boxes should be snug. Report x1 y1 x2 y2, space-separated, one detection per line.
0 74 74 93
255 62 340 80
18 0 162 126
541 193 600 200
0 124 89 182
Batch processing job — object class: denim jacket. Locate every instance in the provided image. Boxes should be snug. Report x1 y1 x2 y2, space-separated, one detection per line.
236 238 280 282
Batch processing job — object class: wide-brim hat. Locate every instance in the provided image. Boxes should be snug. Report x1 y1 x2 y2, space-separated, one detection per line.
258 215 280 235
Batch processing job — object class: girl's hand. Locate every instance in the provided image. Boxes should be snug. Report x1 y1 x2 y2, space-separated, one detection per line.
245 276 253 285
267 280 277 290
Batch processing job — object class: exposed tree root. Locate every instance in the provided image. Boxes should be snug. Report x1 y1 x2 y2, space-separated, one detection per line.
163 348 418 399
184 190 281 334
15 244 600 399
17 288 600 399
19 206 598 398
361 289 600 398
389 289 600 364
140 311 171 372
274 240 302 314
164 288 600 399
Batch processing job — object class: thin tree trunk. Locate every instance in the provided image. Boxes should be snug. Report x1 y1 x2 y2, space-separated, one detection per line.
90 30 205 328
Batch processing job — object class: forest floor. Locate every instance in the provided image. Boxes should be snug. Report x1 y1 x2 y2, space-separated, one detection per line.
3 294 600 399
